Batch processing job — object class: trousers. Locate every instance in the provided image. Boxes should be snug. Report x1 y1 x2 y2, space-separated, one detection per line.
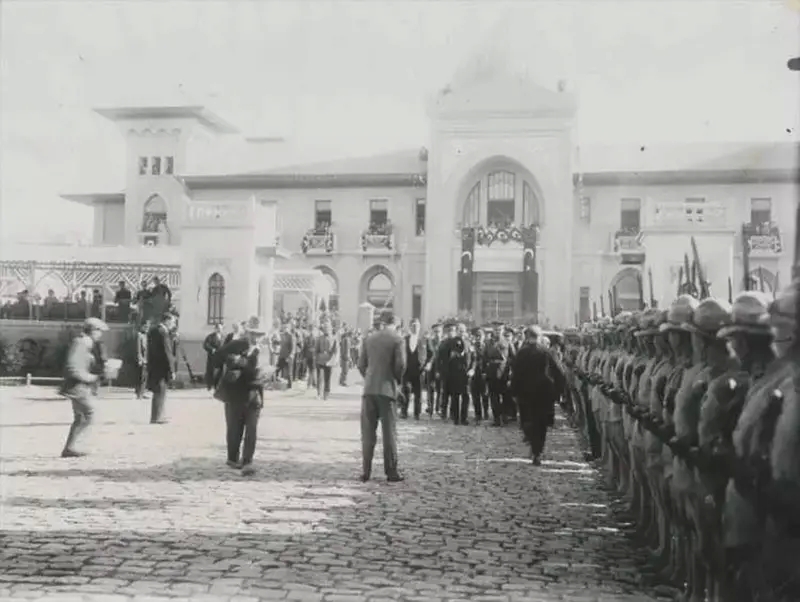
224 401 261 465
150 379 167 423
63 393 94 453
360 394 399 478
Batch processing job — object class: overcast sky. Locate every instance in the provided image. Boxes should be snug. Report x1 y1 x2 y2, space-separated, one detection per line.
1 0 798 242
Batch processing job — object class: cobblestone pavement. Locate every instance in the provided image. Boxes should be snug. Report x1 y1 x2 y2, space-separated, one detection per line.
0 383 675 602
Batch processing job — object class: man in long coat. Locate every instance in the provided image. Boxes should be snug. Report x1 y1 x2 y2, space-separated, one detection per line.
147 312 176 424
511 325 561 465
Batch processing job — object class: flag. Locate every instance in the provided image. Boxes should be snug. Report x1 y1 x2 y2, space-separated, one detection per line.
458 227 475 312
521 225 539 318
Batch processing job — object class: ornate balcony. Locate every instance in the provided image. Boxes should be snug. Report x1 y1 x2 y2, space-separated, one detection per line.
301 226 335 255
473 223 538 248
360 222 394 255
612 228 646 264
743 221 783 257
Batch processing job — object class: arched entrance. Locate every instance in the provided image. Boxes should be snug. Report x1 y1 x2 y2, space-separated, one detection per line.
610 267 643 313
142 195 170 246
456 156 543 322
748 267 777 293
360 266 395 311
313 265 339 312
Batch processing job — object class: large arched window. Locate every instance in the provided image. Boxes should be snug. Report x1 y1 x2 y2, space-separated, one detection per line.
460 163 541 229
207 273 225 325
366 271 394 309
142 195 169 246
748 267 776 293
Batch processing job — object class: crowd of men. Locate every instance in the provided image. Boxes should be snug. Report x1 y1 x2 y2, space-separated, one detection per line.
561 288 799 602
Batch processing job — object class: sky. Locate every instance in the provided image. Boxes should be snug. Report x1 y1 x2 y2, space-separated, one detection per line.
1 0 799 243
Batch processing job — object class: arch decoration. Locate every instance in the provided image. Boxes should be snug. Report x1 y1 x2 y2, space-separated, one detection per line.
207 273 225 325
312 265 339 312
141 194 170 247
359 265 395 310
610 267 644 312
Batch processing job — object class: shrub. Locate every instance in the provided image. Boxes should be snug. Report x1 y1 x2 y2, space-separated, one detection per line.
0 338 24 376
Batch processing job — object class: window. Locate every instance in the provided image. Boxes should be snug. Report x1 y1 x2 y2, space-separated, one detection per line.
164 156 174 175
315 200 332 230
321 272 339 312
522 182 540 226
151 156 161 176
366 271 394 309
142 195 168 246
579 196 591 223
487 171 515 226
415 199 426 236
620 198 641 231
138 157 148 175
684 197 706 223
412 285 423 320
750 198 772 225
370 199 388 226
207 273 225 325
579 287 591 323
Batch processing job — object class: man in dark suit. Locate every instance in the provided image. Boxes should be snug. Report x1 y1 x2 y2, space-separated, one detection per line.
424 323 444 416
357 311 406 482
146 313 176 424
401 318 426 420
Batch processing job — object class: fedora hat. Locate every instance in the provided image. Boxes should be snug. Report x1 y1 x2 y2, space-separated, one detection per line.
243 316 266 336
717 292 772 339
659 294 699 333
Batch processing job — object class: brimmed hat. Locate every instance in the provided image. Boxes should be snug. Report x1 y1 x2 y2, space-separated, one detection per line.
634 308 661 337
683 298 732 337
717 292 772 339
659 294 699 333
83 317 108 332
763 282 798 341
524 325 542 338
244 316 267 336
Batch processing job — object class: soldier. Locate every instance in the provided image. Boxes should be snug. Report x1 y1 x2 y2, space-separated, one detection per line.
670 297 733 602
425 323 444 416
720 291 789 601
485 322 513 426
763 283 800 601
470 326 489 421
441 321 475 425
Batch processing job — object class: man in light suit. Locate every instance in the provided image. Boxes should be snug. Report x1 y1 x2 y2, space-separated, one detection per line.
357 311 406 482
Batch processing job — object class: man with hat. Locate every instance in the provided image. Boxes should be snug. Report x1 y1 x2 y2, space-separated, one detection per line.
60 317 109 457
212 316 268 476
719 291 790 600
441 321 475 425
424 322 445 416
670 296 733 602
357 311 405 482
470 326 489 421
146 312 177 424
511 325 558 465
485 321 513 426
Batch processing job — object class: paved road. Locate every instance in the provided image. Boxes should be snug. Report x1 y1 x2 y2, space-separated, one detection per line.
0 383 674 602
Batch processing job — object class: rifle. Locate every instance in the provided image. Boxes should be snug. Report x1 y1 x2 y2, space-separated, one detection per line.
677 265 684 296
636 270 645 310
728 277 733 303
742 223 751 291
608 290 614 318
648 267 657 308
592 301 597 321
600 295 605 317
684 253 693 295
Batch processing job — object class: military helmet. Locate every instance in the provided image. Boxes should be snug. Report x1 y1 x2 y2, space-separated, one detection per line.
659 294 699 333
764 282 798 342
634 308 661 337
683 297 733 336
717 291 772 339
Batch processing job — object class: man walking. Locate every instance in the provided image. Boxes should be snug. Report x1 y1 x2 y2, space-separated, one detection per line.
147 312 176 424
357 311 406 482
401 318 426 419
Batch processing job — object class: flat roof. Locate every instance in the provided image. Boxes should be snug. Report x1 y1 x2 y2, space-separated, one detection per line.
93 105 239 134
60 192 125 206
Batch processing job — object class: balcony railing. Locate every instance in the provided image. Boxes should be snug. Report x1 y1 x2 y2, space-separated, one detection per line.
301 226 335 255
743 221 783 256
611 228 645 264
136 230 170 247
360 222 394 254
472 223 539 248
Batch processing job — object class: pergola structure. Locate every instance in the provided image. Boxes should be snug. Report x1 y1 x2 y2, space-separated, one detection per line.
273 268 334 323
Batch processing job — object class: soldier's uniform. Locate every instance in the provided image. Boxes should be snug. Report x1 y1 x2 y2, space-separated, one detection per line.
470 327 489 420
485 325 513 426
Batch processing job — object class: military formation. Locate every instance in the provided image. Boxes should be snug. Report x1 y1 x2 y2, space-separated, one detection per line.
562 288 799 602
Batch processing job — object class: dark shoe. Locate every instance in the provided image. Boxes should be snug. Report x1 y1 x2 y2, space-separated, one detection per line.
414 415 420 420
460 420 469 426
226 460 241 469
400 413 408 419
532 455 542 466
61 449 87 458
359 473 370 483
491 420 502 427
150 419 169 425
386 474 404 483
241 463 256 476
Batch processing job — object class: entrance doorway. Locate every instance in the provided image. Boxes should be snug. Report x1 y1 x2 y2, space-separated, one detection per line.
474 272 521 323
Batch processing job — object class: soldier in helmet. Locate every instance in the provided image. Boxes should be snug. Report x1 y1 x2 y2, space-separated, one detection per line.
670 297 733 602
762 283 800 600
607 312 633 497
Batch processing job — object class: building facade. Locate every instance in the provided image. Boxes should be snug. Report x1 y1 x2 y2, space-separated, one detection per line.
15 65 795 340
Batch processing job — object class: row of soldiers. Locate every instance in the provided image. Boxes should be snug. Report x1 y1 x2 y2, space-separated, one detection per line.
562 288 799 602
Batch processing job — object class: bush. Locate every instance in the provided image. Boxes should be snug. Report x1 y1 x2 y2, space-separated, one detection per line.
0 338 24 377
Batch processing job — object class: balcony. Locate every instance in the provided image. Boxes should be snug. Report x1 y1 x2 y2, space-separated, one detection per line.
136 230 170 247
612 228 645 264
743 221 783 257
473 223 539 248
301 226 335 255
360 222 395 255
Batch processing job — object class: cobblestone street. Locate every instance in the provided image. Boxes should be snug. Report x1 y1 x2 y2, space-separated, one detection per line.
1 384 674 602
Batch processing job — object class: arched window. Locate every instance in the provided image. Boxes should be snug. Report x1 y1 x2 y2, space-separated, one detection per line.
142 195 169 246
462 182 481 226
207 273 225 325
522 181 540 226
487 171 515 227
366 271 394 309
748 267 776 293
323 273 339 312
612 270 641 312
